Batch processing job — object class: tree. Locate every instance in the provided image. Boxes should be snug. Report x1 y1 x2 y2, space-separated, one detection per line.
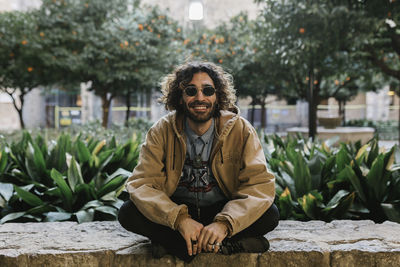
36 0 183 128
0 11 47 128
256 0 371 138
184 13 285 128
355 0 400 142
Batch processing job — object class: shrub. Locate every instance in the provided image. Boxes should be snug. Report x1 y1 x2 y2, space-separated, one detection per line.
265 134 400 223
0 131 140 223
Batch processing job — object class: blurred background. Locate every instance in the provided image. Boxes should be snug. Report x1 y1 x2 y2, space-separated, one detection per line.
0 0 399 141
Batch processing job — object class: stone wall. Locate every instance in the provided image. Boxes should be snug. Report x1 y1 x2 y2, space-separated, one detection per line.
1 220 399 266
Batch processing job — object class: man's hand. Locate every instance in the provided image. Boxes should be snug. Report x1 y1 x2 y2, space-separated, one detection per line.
197 222 228 253
177 217 204 256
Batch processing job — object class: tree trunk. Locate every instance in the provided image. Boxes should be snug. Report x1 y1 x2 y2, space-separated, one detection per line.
125 89 131 127
260 99 266 130
101 93 113 128
307 69 316 140
250 100 256 125
338 100 346 126
342 100 346 126
7 90 25 129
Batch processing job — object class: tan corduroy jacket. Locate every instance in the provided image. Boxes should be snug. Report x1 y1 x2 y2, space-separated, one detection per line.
126 107 275 237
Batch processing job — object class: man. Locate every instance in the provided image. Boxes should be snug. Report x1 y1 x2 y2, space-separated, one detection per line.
118 61 279 262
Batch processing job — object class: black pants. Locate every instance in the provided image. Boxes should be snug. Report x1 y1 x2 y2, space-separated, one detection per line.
118 199 279 262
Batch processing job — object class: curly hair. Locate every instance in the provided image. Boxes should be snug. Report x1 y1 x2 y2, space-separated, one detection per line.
159 61 237 117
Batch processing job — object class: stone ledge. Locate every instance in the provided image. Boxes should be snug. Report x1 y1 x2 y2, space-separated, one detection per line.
0 220 399 267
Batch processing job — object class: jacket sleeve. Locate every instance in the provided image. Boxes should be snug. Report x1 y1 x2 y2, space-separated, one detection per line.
214 125 275 236
125 124 188 230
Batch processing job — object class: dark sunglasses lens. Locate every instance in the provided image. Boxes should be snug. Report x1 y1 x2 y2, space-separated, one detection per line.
185 87 197 96
203 87 215 96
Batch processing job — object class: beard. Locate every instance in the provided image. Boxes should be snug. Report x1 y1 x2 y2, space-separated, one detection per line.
182 100 217 123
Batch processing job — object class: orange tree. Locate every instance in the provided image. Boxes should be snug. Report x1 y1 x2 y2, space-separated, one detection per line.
183 13 285 128
0 11 50 129
255 0 374 138
36 0 183 128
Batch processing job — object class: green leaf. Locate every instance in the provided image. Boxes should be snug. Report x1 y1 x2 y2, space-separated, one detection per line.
102 168 132 186
67 156 84 192
14 185 44 206
293 151 312 197
50 169 73 211
345 165 367 203
49 134 69 172
25 141 47 182
366 154 386 201
325 190 350 209
298 191 322 220
366 139 379 168
44 187 62 197
278 187 295 219
26 204 54 215
0 182 14 202
80 200 103 210
0 149 8 174
96 175 126 198
45 212 72 222
75 183 97 200
336 146 351 171
95 205 118 217
75 208 95 223
381 203 400 223
75 139 91 163
0 212 26 224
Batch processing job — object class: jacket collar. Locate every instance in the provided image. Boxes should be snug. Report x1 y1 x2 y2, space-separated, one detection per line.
169 105 240 142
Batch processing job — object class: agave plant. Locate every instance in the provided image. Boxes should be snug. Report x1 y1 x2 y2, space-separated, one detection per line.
0 131 140 223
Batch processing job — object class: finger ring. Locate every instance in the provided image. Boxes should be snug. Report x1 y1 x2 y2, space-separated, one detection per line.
208 242 215 246
191 240 198 245
215 242 222 246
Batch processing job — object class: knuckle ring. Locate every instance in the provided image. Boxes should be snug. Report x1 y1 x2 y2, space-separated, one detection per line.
215 242 222 246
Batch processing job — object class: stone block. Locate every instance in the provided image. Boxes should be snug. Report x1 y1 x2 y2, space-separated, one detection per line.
1 220 400 266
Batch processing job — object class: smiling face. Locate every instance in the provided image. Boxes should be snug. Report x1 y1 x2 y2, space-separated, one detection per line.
181 72 217 124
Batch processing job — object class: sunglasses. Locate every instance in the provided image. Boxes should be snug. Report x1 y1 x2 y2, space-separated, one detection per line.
184 85 216 97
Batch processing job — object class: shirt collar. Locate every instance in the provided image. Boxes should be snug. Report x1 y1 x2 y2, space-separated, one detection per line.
185 118 215 144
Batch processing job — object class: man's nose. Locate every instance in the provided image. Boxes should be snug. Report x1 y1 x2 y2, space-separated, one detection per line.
194 89 206 100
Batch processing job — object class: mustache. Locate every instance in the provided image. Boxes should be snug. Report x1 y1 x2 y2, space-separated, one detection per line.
189 101 211 108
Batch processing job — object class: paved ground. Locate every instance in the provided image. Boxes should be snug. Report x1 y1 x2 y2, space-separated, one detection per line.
0 220 399 266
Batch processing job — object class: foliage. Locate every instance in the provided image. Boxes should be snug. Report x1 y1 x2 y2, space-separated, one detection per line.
0 131 140 223
265 134 400 223
255 0 382 137
0 11 48 128
36 0 183 128
265 134 355 221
